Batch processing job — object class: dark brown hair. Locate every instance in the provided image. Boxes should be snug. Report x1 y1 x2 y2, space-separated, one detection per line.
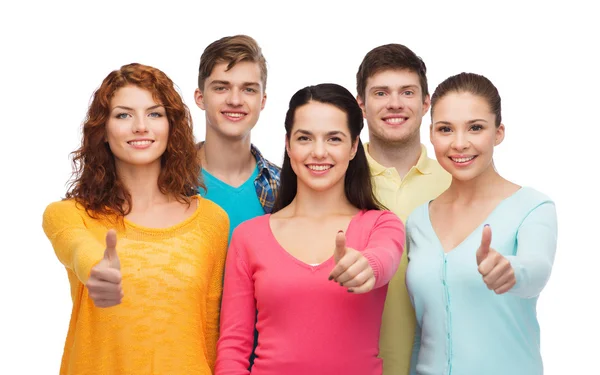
273 84 383 213
198 35 267 91
431 72 502 127
356 43 428 100
66 63 202 219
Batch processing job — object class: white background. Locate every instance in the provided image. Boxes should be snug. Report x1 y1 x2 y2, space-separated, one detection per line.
1 0 597 373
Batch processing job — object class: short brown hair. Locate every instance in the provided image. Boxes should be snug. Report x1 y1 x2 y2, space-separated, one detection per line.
356 43 428 100
198 35 267 91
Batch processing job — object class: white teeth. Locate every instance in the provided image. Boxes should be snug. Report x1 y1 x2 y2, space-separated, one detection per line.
224 112 245 118
307 165 331 171
129 140 153 146
451 156 475 163
384 117 406 124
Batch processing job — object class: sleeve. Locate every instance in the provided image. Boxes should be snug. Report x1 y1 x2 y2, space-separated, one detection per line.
409 321 421 375
205 212 230 372
42 201 105 284
361 211 405 289
215 227 255 375
505 201 558 298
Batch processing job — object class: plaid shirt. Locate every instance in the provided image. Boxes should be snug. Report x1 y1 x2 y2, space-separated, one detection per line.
249 144 281 213
197 142 281 214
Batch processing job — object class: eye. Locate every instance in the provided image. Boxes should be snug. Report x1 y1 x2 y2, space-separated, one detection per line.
297 135 310 141
148 112 163 118
244 87 257 93
402 90 415 96
329 136 342 142
115 113 130 119
214 86 226 92
374 91 386 97
438 126 452 133
470 124 483 131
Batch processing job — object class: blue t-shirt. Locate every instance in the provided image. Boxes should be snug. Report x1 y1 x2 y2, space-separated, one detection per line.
201 165 265 240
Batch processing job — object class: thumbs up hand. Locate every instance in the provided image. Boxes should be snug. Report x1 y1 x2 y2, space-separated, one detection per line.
328 231 375 294
477 225 516 294
86 229 124 308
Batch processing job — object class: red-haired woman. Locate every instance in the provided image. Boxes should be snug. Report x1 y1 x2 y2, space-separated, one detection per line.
42 63 228 375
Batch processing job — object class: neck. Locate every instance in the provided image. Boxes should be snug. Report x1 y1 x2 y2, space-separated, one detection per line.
288 180 357 218
201 129 255 177
115 161 170 212
444 162 507 204
367 135 422 179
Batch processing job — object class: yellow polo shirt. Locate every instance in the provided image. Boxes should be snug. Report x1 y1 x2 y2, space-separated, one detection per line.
367 143 451 375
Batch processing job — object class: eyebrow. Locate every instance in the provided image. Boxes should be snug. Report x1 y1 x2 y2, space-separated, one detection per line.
112 104 164 111
292 129 348 137
434 119 489 125
209 80 260 87
370 84 419 92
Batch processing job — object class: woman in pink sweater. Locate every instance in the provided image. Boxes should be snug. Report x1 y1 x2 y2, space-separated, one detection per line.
216 83 405 375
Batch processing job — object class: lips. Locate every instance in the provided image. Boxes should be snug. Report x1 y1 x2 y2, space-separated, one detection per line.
382 116 408 126
449 155 477 163
306 164 333 171
128 140 154 146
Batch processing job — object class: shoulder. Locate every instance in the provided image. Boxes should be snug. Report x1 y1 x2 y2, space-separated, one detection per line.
406 201 430 225
359 209 405 230
251 144 281 178
43 198 87 222
196 195 230 231
42 199 97 237
231 214 270 240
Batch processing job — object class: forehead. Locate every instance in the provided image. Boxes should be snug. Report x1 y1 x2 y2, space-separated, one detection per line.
292 101 349 132
111 85 158 105
208 61 262 85
433 92 493 120
365 68 421 90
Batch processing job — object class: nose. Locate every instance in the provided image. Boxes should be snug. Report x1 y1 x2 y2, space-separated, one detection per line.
226 88 242 106
311 139 328 159
386 92 405 110
451 130 470 151
132 115 148 134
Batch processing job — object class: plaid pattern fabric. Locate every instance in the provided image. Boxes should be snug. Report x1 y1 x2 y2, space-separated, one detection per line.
250 145 281 213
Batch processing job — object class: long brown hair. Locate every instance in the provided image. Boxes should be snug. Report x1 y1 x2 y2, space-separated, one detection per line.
66 63 202 219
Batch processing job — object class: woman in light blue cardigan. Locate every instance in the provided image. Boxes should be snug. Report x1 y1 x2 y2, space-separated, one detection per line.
406 72 557 375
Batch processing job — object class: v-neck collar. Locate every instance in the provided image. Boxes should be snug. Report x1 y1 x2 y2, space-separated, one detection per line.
425 187 525 254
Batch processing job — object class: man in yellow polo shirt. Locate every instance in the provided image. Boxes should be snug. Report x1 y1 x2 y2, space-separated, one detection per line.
356 44 451 375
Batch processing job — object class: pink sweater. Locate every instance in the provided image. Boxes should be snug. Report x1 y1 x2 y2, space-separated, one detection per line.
216 210 405 375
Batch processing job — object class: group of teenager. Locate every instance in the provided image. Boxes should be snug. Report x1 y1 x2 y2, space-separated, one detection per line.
42 35 558 375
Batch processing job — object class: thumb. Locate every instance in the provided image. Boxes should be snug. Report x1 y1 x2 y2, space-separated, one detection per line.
103 229 120 270
476 224 492 265
334 230 346 262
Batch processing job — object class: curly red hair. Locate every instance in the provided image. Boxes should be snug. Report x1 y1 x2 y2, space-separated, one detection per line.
66 63 203 218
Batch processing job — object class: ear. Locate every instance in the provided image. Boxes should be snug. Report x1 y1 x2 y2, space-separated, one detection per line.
285 135 291 155
494 123 505 146
356 95 367 118
260 92 267 111
350 136 359 160
194 88 205 110
422 94 431 116
429 123 434 144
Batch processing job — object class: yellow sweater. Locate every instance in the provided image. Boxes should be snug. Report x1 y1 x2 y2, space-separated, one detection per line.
42 196 229 375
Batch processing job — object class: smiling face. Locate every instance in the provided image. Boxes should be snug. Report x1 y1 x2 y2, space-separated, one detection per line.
358 68 430 146
286 101 358 193
105 85 169 171
430 92 505 181
195 60 266 141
